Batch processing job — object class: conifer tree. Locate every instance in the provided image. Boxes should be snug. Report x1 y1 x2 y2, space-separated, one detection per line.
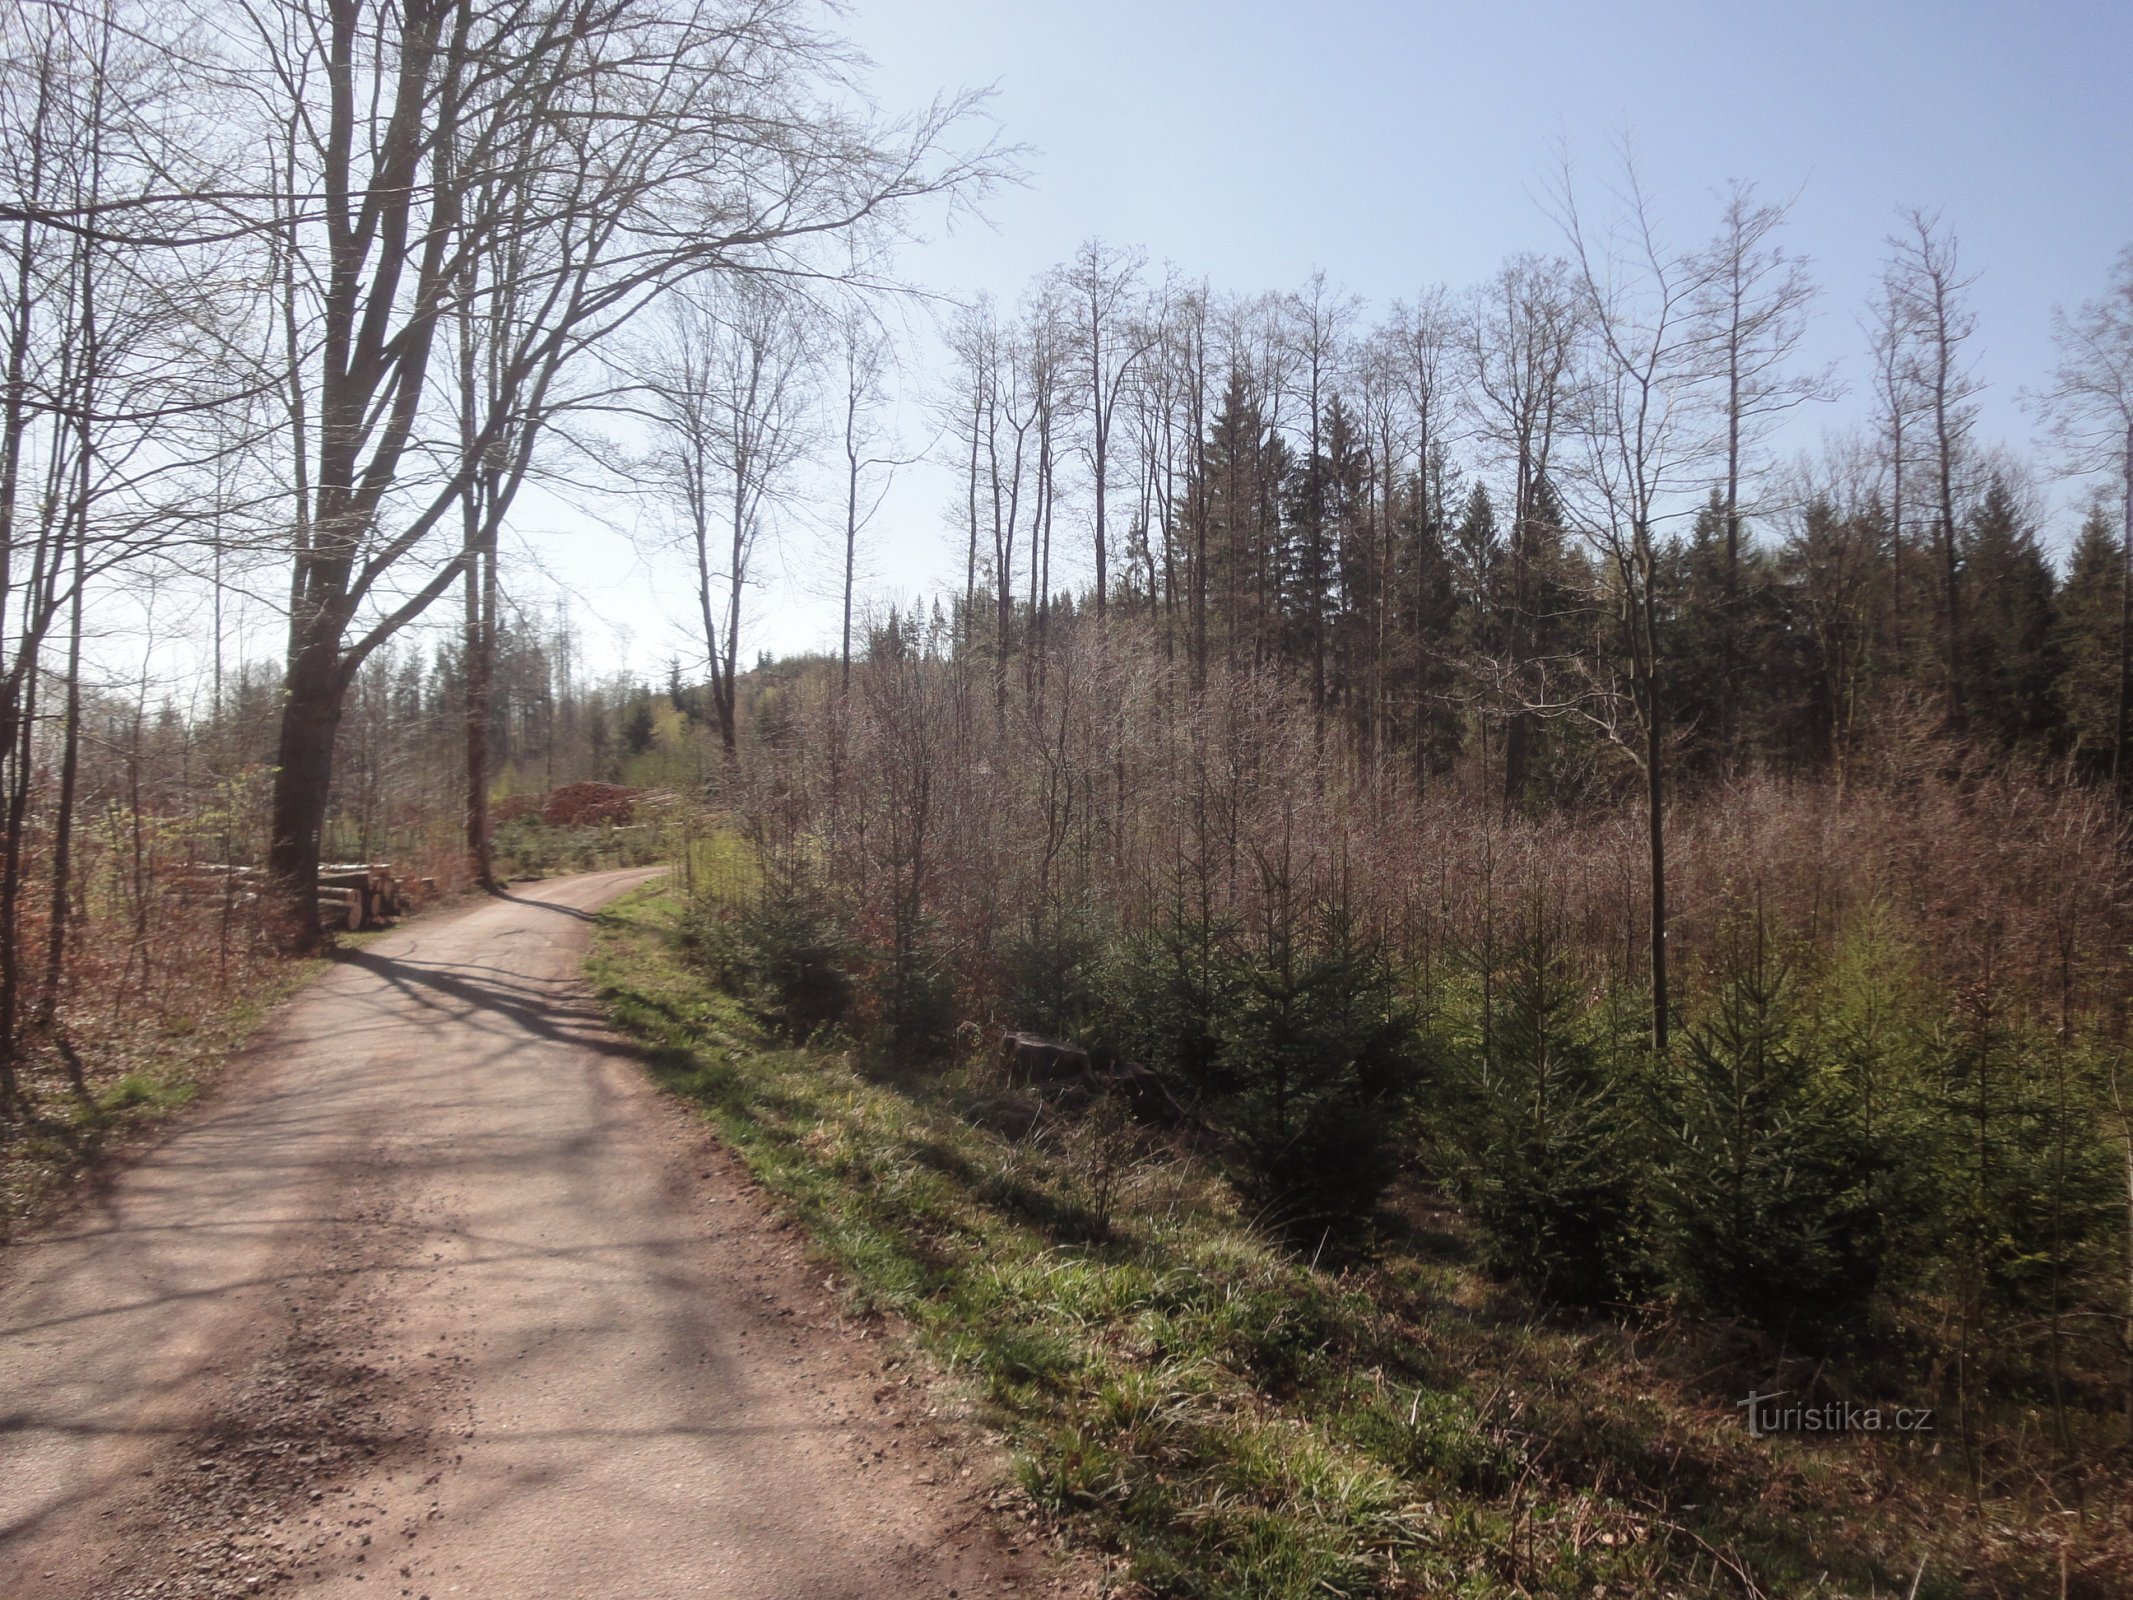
1932 996 2121 1440
1218 894 1428 1235
1454 902 1649 1304
2039 246 2133 809
1201 370 1284 669
1667 493 1736 777
2055 503 2125 779
1392 468 1465 782
1657 914 1884 1334
1960 475 2064 754
1779 492 1890 783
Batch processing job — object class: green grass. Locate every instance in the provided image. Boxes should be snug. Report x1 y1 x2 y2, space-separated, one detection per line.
590 884 2129 1599
490 815 668 880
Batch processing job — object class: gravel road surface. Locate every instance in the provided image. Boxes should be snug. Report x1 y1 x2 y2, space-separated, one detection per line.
1 870 1058 1599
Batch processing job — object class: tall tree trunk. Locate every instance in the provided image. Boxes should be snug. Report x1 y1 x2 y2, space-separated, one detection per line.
37 394 89 1092
1722 361 1742 764
1191 429 1208 689
1037 445 1054 699
691 497 730 756
1502 486 1534 819
2116 423 2133 820
0 655 35 1108
1933 352 1967 732
463 529 498 890
1026 412 1044 700
1938 484 1965 732
964 384 981 643
720 469 744 758
1644 591 1670 1056
458 280 499 891
1890 414 1906 672
1091 325 1108 621
842 406 861 692
268 633 345 940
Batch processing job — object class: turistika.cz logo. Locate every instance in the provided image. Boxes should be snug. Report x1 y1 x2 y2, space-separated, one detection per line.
1735 1391 1935 1438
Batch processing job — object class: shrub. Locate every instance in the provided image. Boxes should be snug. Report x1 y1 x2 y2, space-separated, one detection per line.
878 938 959 1063
741 859 853 1040
1655 915 1886 1337
1930 1008 2124 1386
677 892 752 989
1816 907 1943 1299
1100 900 1245 1103
999 907 1111 1040
1216 902 1430 1237
680 857 852 1041
1448 908 1653 1306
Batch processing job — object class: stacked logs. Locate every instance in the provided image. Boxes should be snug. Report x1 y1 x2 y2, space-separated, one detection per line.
166 863 436 933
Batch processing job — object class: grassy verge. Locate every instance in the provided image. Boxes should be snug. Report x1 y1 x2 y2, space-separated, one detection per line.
591 883 2128 1599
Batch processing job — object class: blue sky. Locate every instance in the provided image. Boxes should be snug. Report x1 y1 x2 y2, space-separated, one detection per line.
556 0 2133 670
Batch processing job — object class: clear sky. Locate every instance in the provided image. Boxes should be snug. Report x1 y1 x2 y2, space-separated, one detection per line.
534 0 2133 675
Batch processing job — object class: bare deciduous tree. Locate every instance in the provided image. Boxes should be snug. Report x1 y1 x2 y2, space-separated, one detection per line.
1885 209 1981 731
232 0 993 938
831 300 902 691
0 0 236 1094
1460 254 1577 814
1694 180 1837 759
1554 150 1720 1054
1370 288 1465 784
2038 246 2133 810
1057 240 1154 621
1866 270 1927 671
641 279 817 757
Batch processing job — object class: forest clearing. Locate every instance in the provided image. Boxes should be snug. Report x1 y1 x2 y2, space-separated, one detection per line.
4 0 2133 1595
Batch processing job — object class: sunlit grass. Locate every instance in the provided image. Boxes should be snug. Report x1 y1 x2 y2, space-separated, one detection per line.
592 882 2133 1599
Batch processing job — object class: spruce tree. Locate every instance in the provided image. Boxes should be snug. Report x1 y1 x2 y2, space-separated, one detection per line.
1499 474 1589 811
1392 467 1465 782
1453 904 1650 1304
1657 915 1885 1336
1931 1000 2121 1407
1451 483 1501 623
1776 495 1891 777
1960 474 2065 754
1200 370 1286 667
2054 501 2125 780
1667 492 1735 777
1280 395 1368 710
1217 898 1429 1235
1103 881 1244 1102
1819 906 1939 1300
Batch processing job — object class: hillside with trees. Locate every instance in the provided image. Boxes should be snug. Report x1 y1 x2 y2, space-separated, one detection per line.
3 1 2133 1594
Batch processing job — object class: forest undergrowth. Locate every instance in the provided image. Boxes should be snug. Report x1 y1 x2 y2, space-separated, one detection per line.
596 860 2133 1599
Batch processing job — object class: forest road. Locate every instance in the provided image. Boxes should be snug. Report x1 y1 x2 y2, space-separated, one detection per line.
0 868 1059 1599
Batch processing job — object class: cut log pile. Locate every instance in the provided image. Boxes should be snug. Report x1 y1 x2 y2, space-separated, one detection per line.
540 782 638 827
491 783 660 829
165 862 436 933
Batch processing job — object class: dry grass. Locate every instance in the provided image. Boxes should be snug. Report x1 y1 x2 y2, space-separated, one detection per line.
0 863 421 1241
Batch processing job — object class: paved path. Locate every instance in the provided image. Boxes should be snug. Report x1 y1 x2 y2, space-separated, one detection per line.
1 870 1052 1599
